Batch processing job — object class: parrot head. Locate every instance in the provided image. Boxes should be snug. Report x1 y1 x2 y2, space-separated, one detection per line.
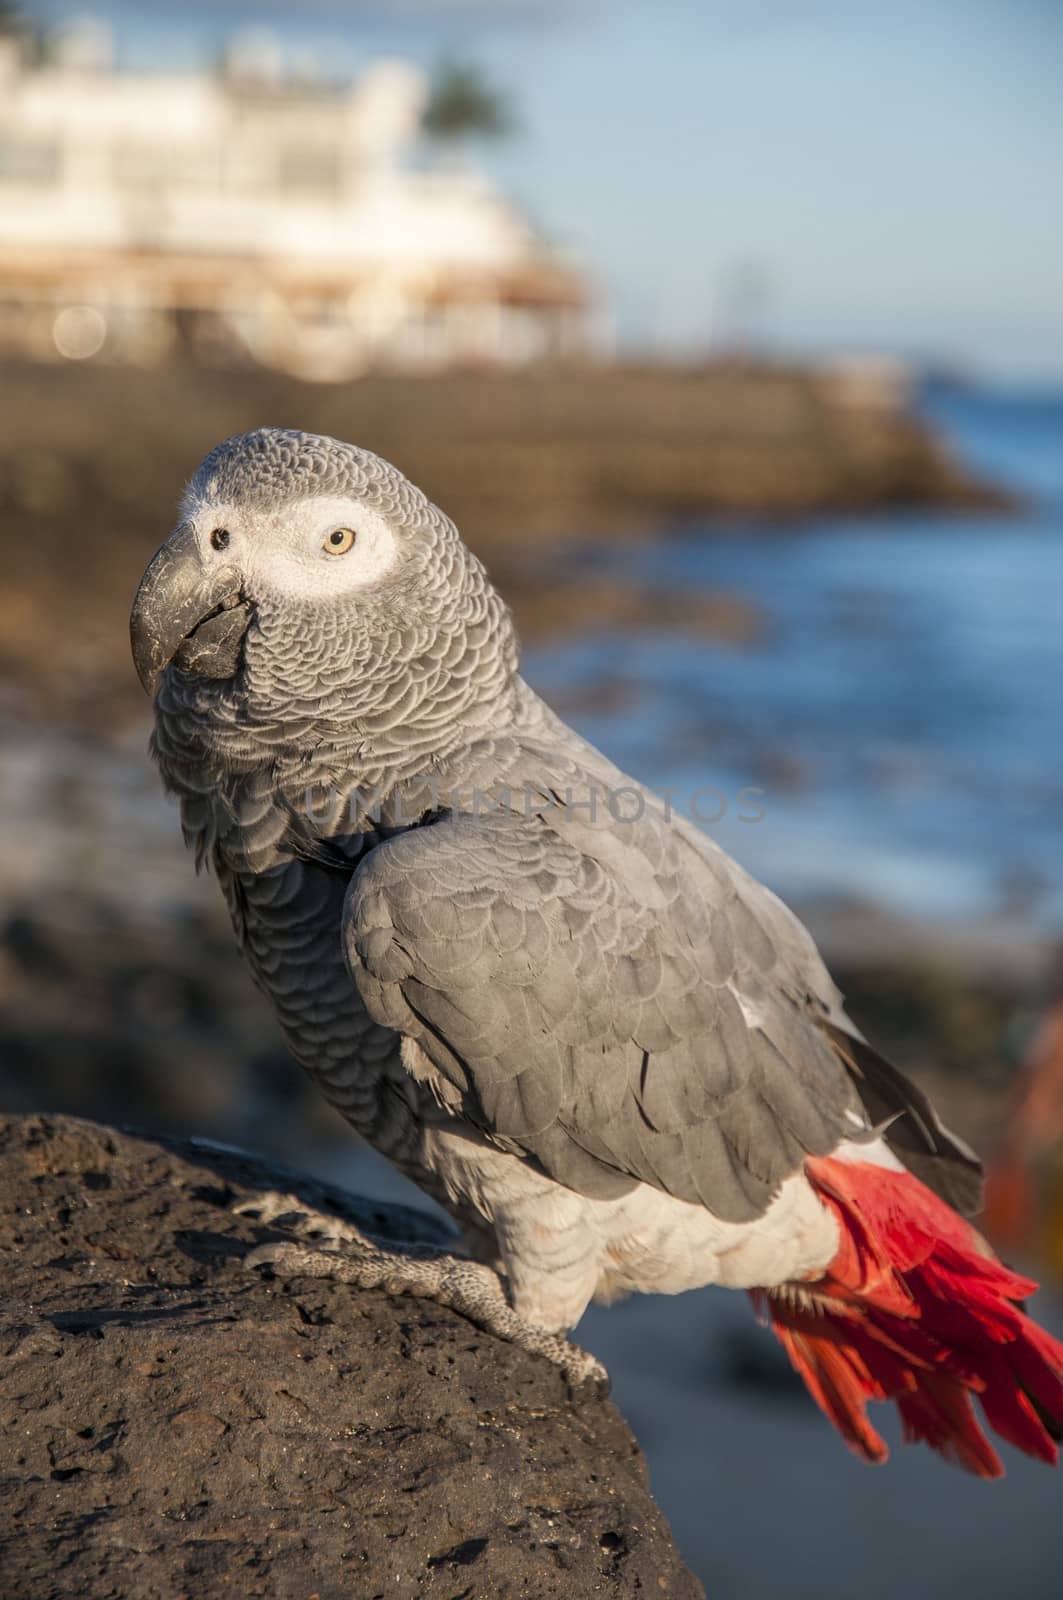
129 427 492 703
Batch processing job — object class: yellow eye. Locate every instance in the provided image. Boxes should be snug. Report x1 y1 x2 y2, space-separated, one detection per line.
323 527 356 555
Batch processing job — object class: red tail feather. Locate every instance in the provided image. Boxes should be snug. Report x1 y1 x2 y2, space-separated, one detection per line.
754 1156 1063 1477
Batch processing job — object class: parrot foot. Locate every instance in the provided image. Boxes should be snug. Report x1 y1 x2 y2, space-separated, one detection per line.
232 1188 372 1246
235 1192 609 1399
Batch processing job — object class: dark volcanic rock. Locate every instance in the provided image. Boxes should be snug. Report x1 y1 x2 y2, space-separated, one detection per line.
0 1113 703 1599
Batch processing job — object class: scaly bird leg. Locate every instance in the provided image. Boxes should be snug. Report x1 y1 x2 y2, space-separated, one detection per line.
233 1190 609 1396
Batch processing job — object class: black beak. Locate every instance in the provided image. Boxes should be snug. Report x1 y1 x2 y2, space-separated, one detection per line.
130 522 252 695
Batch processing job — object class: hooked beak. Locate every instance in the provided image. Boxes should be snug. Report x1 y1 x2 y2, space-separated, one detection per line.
130 521 252 695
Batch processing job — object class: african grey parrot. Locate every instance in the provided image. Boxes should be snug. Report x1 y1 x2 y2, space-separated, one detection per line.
130 428 1063 1475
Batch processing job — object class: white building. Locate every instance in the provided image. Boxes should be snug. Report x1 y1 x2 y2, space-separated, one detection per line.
0 26 588 378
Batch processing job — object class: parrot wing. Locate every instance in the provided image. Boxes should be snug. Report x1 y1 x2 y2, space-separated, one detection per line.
342 768 980 1221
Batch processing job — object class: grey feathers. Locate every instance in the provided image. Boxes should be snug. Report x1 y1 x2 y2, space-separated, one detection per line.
186 428 432 523
344 752 868 1223
143 428 983 1231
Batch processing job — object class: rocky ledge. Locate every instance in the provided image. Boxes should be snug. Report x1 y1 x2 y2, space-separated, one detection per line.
0 1113 702 1599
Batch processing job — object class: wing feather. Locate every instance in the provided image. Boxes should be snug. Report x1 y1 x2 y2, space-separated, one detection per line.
344 783 867 1221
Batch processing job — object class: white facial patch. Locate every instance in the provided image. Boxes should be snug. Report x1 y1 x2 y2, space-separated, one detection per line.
190 493 400 602
255 495 400 598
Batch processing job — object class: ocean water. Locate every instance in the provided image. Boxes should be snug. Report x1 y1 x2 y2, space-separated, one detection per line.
333 388 1063 1596
523 386 1063 935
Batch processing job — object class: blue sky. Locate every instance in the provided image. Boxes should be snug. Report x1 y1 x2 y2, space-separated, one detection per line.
26 1 1063 379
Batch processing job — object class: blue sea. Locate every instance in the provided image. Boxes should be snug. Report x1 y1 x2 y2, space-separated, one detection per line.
524 386 1063 936
333 386 1063 1597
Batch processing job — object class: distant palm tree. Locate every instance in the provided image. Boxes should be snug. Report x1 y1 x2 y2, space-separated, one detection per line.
1 3 50 66
421 59 513 153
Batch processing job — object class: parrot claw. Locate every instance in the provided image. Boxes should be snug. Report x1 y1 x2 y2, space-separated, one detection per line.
562 1349 612 1403
244 1238 327 1271
233 1191 344 1244
237 1197 611 1401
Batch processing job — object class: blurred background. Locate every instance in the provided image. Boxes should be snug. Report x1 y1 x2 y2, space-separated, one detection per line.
1 1 1062 1592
